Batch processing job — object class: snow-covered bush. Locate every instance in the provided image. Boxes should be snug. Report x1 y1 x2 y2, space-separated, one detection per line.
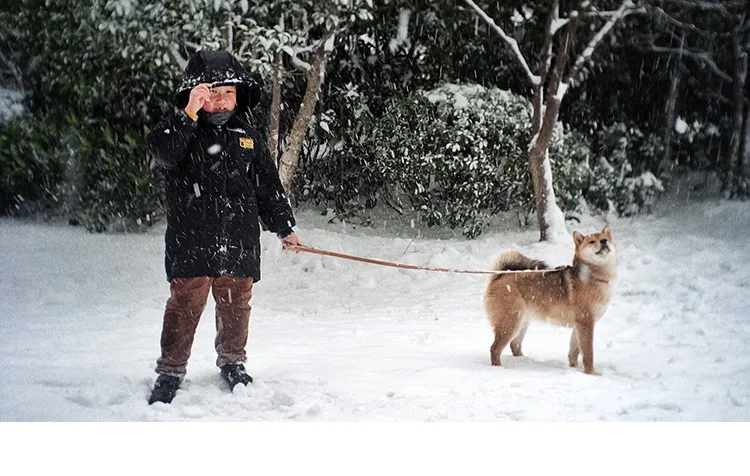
67 118 162 232
301 84 664 236
0 114 160 230
0 88 25 123
300 84 591 237
588 122 665 215
670 117 722 172
1 1 234 229
0 116 65 214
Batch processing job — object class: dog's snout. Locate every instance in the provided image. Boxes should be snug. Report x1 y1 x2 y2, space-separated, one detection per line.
596 238 610 255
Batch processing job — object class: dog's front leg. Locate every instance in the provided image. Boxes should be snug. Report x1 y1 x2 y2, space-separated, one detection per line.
574 321 597 375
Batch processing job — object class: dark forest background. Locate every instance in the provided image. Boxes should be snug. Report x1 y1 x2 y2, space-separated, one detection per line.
0 0 747 236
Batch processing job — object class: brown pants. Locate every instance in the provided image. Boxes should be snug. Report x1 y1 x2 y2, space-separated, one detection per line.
155 276 254 377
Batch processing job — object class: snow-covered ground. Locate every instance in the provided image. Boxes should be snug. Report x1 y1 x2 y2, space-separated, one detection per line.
2 186 749 423
1 183 748 470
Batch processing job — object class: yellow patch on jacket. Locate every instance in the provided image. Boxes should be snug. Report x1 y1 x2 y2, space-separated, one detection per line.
239 137 254 149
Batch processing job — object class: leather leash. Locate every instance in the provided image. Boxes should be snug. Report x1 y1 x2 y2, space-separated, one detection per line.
289 244 541 275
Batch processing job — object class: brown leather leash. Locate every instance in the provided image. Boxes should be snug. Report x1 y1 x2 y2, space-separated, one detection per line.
290 244 539 275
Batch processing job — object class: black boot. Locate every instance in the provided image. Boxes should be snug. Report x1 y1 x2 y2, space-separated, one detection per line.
148 374 181 404
220 363 253 390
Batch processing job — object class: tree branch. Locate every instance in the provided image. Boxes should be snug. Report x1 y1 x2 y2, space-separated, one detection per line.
169 47 187 71
583 2 635 19
662 0 738 17
564 0 639 87
648 45 733 82
283 42 326 74
531 1 560 134
548 2 584 101
537 1 559 90
647 5 714 38
289 54 312 73
462 0 541 86
0 50 24 89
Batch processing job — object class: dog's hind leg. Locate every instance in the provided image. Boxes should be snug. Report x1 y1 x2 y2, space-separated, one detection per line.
567 329 580 367
490 330 512 366
489 314 521 366
573 321 596 374
510 320 529 357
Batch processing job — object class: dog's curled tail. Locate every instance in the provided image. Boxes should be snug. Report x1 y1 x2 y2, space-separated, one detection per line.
489 250 548 282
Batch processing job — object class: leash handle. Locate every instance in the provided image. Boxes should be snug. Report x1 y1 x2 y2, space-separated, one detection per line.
290 244 508 275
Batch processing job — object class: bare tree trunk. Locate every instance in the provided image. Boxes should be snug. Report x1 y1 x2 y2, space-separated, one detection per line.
740 102 750 197
739 20 750 198
221 12 233 51
529 82 547 238
660 34 684 175
278 46 327 196
528 149 550 241
268 52 283 164
726 34 748 197
528 3 580 242
661 67 681 173
529 96 563 241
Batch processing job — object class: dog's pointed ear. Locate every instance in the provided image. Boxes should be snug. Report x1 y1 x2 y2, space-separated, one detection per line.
602 224 612 236
573 231 585 246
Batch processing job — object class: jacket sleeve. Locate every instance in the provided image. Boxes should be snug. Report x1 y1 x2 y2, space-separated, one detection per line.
146 110 199 170
251 134 296 235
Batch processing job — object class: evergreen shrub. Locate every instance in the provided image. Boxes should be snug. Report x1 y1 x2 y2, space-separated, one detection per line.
300 84 604 237
588 122 665 215
0 116 66 215
0 114 161 231
1 1 173 230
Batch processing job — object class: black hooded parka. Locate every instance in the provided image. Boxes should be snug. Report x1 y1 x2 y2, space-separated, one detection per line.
147 50 295 282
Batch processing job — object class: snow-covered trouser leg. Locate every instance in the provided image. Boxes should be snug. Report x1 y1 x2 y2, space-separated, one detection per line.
212 276 253 368
155 277 212 377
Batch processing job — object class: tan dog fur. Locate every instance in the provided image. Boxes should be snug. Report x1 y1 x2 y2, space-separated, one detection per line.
483 225 617 374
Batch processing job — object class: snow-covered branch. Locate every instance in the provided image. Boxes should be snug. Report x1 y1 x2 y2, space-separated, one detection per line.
550 18 569 35
462 0 541 86
169 47 187 71
288 30 336 73
564 0 638 87
289 54 312 73
284 42 322 73
547 0 582 102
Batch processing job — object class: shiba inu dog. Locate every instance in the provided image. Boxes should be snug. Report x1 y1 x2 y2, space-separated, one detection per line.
483 225 617 374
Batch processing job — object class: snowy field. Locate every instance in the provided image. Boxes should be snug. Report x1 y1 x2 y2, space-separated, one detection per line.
0 184 748 471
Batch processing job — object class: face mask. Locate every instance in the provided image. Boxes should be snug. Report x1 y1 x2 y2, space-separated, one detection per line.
199 110 236 126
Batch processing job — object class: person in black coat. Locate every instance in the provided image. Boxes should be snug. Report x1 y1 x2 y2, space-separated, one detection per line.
146 50 301 405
